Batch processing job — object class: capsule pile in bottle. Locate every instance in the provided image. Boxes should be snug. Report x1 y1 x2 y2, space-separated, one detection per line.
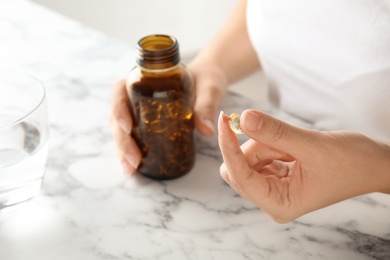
131 96 195 179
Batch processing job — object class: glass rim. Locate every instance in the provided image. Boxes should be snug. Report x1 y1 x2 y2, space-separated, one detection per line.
0 69 46 130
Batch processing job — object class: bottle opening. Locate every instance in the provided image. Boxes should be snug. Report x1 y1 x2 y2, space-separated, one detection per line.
136 34 180 69
139 35 176 52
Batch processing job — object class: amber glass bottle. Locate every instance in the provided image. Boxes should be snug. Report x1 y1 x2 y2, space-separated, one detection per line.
126 35 195 180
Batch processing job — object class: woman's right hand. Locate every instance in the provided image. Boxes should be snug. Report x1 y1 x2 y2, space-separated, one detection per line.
110 79 142 175
110 0 258 175
110 64 228 175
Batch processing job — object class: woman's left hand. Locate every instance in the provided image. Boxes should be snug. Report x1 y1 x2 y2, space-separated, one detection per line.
218 109 390 223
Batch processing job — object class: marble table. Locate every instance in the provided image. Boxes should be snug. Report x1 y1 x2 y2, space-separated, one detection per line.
0 1 389 259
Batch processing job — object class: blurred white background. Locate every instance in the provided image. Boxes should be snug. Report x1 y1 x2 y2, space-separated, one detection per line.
31 0 267 102
32 0 237 55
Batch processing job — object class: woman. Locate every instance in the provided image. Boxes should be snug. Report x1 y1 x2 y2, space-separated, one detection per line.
110 0 390 223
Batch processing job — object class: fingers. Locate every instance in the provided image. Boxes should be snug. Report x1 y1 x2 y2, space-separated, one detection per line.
218 110 301 223
110 79 142 175
255 160 292 178
112 123 142 175
240 139 295 170
110 79 133 133
194 107 217 137
218 111 269 199
240 110 317 158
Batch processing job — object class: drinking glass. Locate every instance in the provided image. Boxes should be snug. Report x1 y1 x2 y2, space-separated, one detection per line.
0 70 49 209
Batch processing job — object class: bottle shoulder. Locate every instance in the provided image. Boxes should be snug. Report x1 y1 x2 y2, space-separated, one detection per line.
127 64 193 94
128 64 190 77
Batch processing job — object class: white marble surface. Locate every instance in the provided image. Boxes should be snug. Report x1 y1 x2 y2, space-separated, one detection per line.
0 1 390 259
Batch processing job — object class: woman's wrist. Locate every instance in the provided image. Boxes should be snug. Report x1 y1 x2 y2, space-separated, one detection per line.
377 141 390 194
188 62 229 91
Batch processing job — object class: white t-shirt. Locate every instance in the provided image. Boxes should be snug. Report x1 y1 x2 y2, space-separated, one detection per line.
246 0 390 141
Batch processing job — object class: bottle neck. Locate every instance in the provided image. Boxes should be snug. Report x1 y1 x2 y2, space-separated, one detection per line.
136 35 181 70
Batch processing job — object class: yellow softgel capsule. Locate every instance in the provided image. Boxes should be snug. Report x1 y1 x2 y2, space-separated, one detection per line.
229 113 243 134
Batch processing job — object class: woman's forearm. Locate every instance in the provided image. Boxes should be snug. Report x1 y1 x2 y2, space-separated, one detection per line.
190 0 260 85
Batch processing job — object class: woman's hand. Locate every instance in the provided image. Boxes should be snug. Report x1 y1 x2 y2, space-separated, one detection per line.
110 79 142 175
109 65 227 175
218 109 390 223
110 0 261 175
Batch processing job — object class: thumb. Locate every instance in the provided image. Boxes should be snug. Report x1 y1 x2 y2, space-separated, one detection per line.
240 109 316 157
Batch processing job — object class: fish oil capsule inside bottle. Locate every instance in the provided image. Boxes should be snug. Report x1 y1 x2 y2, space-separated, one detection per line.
126 35 195 180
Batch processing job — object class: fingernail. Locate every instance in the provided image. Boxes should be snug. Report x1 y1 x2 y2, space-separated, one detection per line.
219 110 224 120
218 111 230 133
122 160 134 175
243 110 262 132
118 118 131 134
125 154 140 169
200 116 215 134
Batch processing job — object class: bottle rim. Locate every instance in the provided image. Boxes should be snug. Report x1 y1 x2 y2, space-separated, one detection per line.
136 34 180 68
